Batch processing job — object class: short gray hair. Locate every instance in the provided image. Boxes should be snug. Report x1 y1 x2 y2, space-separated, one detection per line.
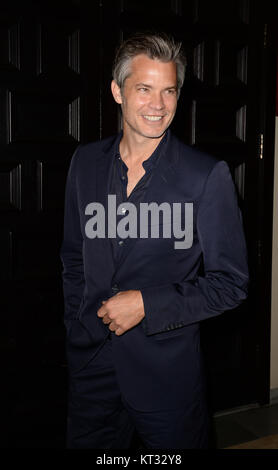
112 32 187 95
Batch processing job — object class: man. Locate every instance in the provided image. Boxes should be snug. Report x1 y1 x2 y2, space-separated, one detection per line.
60 33 249 449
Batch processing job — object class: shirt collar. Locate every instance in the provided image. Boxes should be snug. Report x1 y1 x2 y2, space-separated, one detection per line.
114 129 169 171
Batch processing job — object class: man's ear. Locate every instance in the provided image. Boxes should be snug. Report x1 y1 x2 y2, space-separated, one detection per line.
111 80 123 104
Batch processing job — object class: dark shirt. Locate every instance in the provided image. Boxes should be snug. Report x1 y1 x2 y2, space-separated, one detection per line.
109 130 168 264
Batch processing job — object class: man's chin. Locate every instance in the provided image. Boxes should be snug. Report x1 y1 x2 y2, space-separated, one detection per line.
141 128 168 139
124 121 170 140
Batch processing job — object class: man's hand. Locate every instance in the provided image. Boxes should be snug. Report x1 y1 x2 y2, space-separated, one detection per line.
97 290 145 336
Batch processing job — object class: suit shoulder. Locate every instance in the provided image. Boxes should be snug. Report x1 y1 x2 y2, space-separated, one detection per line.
71 134 118 172
76 134 117 159
169 134 228 199
174 136 220 175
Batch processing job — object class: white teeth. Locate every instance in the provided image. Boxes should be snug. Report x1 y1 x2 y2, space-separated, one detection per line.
143 116 163 121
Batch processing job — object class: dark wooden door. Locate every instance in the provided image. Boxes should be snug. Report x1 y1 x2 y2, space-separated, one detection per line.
2 0 276 447
1 0 100 447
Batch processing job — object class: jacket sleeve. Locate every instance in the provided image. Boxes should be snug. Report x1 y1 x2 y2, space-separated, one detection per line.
60 146 85 332
140 160 249 335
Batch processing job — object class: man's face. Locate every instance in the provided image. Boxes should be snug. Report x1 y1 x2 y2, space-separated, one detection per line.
111 54 178 140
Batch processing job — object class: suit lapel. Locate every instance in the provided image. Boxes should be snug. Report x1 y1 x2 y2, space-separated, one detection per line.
94 133 122 267
96 132 122 206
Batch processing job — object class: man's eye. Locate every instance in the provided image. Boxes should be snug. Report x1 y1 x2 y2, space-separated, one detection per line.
166 89 176 95
138 88 148 92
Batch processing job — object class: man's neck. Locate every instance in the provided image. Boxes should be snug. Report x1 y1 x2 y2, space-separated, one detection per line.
119 131 164 168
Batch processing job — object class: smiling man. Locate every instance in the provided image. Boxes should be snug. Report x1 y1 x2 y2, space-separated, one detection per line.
112 53 178 139
60 33 249 449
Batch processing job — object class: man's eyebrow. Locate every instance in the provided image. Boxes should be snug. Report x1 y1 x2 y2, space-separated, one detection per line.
135 83 177 90
136 83 152 87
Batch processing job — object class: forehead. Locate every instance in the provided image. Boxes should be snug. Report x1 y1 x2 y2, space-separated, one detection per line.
127 54 177 82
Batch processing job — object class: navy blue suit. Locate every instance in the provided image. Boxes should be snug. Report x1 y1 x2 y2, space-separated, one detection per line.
60 130 249 448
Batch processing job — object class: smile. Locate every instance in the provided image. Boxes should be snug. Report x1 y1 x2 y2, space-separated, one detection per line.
143 115 163 121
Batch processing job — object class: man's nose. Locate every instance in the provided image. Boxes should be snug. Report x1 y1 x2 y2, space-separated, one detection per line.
149 92 165 109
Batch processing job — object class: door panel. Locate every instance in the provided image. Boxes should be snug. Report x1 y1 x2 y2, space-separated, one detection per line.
0 1 100 447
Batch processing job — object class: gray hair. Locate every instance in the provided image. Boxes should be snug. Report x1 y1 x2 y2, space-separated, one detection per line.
112 32 187 95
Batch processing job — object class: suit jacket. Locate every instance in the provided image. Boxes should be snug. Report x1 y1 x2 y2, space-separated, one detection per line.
60 129 249 411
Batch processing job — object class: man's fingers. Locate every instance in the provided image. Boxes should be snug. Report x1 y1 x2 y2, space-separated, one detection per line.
108 321 117 331
100 309 125 334
108 322 125 336
115 327 125 336
97 302 108 318
102 314 111 324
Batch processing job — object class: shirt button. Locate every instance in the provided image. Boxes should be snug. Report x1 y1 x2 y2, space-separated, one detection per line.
118 240 124 246
121 207 127 214
121 175 126 181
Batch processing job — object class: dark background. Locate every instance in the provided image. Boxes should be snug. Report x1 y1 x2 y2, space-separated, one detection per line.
0 0 277 448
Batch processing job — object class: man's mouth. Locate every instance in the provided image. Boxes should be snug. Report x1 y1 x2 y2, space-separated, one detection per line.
143 115 163 122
